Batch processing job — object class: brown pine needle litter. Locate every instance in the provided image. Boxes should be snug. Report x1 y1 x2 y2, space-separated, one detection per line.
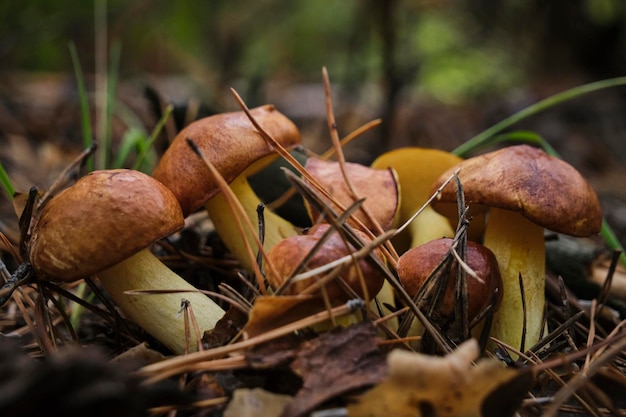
1 74 625 417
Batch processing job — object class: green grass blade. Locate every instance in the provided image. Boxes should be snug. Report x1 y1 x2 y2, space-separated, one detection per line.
601 218 626 269
112 128 145 169
486 131 559 156
68 42 94 172
453 76 626 157
133 104 173 172
97 41 122 170
0 162 15 199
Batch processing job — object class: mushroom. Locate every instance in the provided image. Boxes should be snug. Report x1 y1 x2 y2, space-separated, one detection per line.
370 147 465 252
431 145 602 352
397 237 502 330
29 169 225 354
303 156 400 233
152 105 302 272
265 223 385 305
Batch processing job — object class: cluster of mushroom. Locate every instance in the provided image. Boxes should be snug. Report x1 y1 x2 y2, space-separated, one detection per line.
29 105 302 354
27 100 604 359
28 104 399 354
373 145 603 354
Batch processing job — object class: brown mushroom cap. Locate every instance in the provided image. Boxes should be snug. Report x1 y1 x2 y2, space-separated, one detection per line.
431 145 602 236
266 224 385 303
397 238 502 319
29 169 184 282
152 104 301 217
304 156 399 232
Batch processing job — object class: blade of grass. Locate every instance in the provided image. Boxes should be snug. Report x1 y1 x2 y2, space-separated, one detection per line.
484 130 559 157
0 162 15 199
96 41 122 170
600 219 626 268
112 128 146 169
133 104 173 171
452 76 626 157
68 42 94 172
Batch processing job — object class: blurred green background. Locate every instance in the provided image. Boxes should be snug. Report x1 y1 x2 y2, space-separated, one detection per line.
1 0 626 186
2 0 626 142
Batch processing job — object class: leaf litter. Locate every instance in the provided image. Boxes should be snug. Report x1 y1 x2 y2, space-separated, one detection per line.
1 73 626 417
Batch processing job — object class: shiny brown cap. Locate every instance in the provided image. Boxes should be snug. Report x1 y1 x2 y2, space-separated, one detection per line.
431 145 602 236
397 238 502 319
152 105 301 217
304 156 399 232
266 224 385 303
29 169 184 282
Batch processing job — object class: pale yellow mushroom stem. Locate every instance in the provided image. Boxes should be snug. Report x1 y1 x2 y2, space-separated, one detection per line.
205 172 300 273
98 248 226 355
482 207 545 354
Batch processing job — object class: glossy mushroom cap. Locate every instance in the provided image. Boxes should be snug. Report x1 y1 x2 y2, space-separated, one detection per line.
431 145 602 236
397 238 502 319
152 104 301 217
266 224 385 303
29 169 184 282
304 156 399 232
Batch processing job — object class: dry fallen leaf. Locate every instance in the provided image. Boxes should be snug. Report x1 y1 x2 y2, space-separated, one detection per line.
347 339 533 417
203 305 247 349
243 295 329 339
281 322 387 417
109 342 165 370
223 388 293 417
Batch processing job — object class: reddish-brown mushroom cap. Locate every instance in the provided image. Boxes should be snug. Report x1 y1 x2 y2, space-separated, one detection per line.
29 169 184 282
304 156 399 232
431 145 602 236
266 223 385 303
396 238 502 320
152 104 301 217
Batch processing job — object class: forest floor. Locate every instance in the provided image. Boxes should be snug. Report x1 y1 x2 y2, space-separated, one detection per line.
1 71 625 417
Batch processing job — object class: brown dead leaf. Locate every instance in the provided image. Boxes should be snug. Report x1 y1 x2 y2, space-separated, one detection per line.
246 333 303 369
347 339 533 417
203 305 248 349
109 342 165 370
242 295 323 339
281 322 386 417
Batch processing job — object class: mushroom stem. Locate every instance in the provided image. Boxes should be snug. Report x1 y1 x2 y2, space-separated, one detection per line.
98 248 225 355
408 207 455 248
205 172 300 272
482 207 545 353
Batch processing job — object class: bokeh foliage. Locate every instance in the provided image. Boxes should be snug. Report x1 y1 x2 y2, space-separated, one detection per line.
2 0 625 106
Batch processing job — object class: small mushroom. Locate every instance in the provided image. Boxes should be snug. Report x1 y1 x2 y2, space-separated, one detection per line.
397 237 502 326
152 105 302 272
29 169 225 354
303 156 399 233
431 145 602 352
265 223 385 304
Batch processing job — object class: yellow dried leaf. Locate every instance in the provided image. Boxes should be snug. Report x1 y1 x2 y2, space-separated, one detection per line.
243 295 320 339
348 339 533 417
223 388 292 417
